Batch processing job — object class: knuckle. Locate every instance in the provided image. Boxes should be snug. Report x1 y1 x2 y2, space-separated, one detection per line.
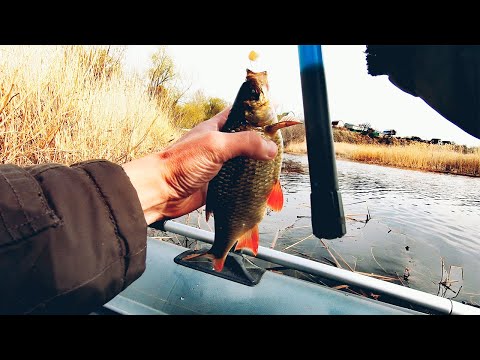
247 131 263 147
204 132 221 147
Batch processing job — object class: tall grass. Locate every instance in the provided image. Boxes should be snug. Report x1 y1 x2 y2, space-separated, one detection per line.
0 45 180 166
335 142 480 176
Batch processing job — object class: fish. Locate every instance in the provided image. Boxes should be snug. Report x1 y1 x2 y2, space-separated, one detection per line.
184 69 301 272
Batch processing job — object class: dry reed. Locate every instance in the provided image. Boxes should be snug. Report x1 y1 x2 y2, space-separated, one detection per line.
0 45 180 166
335 142 480 176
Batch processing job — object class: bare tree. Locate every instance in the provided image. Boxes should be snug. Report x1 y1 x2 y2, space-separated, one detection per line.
148 46 176 97
146 46 192 107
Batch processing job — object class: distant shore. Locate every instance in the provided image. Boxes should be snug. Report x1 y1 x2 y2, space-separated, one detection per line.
282 129 480 177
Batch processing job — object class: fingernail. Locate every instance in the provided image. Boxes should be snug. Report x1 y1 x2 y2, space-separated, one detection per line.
265 140 278 158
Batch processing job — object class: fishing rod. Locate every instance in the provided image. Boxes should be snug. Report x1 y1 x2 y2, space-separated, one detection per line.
297 45 346 240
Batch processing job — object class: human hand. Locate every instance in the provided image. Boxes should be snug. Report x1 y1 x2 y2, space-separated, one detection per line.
122 106 279 225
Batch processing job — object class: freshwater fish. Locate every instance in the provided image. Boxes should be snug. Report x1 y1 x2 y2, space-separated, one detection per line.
185 69 301 271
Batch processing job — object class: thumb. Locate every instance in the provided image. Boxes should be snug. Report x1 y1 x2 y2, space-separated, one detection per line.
217 131 278 162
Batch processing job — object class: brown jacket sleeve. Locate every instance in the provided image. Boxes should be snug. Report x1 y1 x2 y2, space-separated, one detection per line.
0 160 147 314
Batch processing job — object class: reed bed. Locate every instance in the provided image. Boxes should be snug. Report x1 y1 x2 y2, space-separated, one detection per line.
0 45 180 166
283 141 307 154
282 128 480 177
335 142 480 176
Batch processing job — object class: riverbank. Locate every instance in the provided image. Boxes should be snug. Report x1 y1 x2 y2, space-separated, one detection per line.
284 140 480 177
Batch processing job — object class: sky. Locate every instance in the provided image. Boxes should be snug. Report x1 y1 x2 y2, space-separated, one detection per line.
123 45 480 147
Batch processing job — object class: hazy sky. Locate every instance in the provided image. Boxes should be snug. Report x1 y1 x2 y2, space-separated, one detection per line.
124 45 480 147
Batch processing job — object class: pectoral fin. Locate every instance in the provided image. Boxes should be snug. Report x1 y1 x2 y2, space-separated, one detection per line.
264 120 303 135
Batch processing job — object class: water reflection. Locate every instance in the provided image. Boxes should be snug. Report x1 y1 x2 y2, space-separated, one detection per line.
281 158 309 175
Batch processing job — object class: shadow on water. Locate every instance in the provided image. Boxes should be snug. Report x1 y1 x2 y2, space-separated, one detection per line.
149 153 480 310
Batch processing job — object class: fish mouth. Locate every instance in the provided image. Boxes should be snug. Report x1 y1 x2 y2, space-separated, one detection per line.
246 68 269 92
243 69 272 126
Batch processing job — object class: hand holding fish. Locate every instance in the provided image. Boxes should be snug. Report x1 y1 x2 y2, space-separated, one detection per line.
123 105 279 225
180 69 302 271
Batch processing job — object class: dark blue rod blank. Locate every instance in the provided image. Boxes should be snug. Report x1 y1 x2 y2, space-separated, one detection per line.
298 45 346 239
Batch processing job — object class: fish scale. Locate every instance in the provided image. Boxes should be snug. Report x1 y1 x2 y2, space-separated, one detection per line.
206 128 284 257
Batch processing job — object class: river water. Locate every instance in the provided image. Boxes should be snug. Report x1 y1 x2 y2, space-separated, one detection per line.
270 154 480 307
155 154 480 308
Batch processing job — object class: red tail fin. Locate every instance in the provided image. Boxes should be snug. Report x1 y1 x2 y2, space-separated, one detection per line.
182 251 227 272
212 257 226 272
234 224 259 256
267 180 283 211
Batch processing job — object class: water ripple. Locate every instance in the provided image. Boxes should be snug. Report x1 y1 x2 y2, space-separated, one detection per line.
264 154 480 304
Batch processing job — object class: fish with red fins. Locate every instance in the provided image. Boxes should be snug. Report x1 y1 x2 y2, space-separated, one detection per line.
185 69 302 271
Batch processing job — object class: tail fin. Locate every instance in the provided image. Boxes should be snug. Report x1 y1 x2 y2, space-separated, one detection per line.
182 251 227 272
